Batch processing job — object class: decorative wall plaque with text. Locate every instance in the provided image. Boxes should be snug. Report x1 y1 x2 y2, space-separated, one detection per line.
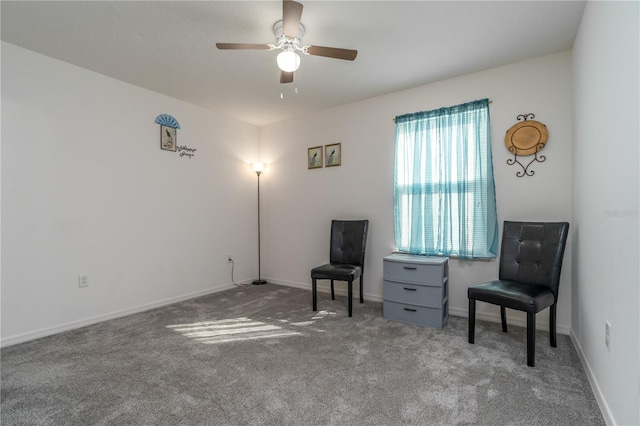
153 114 196 158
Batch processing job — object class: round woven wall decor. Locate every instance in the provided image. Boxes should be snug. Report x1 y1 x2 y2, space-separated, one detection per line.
505 118 548 156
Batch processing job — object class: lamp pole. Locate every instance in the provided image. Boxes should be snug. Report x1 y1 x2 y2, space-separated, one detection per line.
252 166 267 285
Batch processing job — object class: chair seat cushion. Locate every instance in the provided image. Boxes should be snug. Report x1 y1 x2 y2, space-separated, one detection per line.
311 263 361 281
468 280 555 313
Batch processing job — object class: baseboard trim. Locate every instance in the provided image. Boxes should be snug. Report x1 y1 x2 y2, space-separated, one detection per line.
449 306 571 335
267 277 384 303
1 279 570 345
1 283 236 348
570 330 615 426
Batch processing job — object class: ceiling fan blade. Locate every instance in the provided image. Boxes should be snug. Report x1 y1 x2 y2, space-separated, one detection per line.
306 45 358 61
283 0 303 38
216 43 270 50
280 71 294 84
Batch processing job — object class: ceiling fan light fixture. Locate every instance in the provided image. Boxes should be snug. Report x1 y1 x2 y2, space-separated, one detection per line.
277 50 300 72
216 2 358 83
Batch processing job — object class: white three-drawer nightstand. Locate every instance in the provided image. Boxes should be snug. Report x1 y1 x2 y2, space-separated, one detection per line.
383 254 449 328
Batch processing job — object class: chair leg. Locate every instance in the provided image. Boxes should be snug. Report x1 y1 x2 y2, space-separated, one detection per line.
312 278 318 312
550 304 557 348
527 312 536 367
359 275 364 303
501 306 508 332
468 298 476 344
348 280 353 317
331 280 335 300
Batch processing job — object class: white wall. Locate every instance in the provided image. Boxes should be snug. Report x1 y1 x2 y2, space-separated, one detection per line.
3 6 638 423
1 42 261 345
260 50 574 332
572 2 640 425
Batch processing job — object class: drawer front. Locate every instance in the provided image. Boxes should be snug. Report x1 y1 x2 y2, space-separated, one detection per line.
383 300 447 329
383 260 445 285
383 280 444 308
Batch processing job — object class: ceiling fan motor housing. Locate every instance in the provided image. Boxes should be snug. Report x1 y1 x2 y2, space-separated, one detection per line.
273 20 305 51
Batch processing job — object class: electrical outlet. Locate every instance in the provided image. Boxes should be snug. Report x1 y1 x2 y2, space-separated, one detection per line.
605 321 611 349
227 254 233 263
78 274 89 288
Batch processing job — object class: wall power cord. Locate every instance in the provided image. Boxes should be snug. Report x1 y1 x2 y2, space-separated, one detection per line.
229 259 249 287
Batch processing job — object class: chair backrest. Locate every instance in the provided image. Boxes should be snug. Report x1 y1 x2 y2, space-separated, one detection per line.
329 220 369 267
499 221 569 298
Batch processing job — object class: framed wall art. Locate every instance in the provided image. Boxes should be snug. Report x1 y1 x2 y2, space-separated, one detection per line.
325 143 341 167
160 125 177 151
155 114 181 152
308 146 323 169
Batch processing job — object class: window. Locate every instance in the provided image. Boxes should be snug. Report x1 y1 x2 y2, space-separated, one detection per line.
394 99 498 259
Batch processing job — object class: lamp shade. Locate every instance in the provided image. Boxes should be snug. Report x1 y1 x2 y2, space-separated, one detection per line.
251 162 267 174
276 51 300 72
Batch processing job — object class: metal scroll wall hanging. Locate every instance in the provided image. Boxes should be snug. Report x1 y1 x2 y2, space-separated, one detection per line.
504 113 548 177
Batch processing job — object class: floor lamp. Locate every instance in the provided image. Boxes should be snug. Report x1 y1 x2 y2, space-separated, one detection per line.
251 162 267 285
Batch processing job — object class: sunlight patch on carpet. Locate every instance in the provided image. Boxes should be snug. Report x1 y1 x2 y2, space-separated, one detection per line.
167 317 302 344
311 310 337 320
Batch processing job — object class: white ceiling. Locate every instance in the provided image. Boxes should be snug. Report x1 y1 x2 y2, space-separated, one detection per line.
1 1 585 126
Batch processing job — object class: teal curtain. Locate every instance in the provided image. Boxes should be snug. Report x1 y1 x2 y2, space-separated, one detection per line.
394 99 498 259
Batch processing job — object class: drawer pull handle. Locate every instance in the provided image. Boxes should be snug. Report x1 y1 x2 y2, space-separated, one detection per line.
403 287 417 291
403 266 417 270
403 307 417 312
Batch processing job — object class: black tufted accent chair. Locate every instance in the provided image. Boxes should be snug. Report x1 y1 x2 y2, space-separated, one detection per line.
468 221 569 367
311 220 369 317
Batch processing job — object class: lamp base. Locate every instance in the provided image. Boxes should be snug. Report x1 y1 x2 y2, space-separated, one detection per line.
252 280 268 285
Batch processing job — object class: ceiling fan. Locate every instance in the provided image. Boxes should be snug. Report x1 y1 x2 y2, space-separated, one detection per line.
216 0 358 84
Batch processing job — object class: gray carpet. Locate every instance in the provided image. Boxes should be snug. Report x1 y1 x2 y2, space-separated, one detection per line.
1 284 604 425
